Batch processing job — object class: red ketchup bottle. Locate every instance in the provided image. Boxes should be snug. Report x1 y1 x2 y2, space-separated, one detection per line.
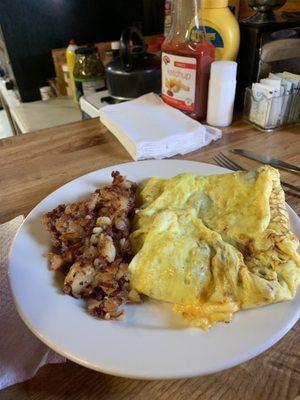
161 0 215 120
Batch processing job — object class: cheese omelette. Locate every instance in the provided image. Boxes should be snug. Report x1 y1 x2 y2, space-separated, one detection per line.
129 166 300 329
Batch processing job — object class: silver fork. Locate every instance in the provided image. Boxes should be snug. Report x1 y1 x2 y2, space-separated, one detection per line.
214 152 300 193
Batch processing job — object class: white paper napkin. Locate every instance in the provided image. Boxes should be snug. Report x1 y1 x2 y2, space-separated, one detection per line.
0 216 65 390
99 92 222 160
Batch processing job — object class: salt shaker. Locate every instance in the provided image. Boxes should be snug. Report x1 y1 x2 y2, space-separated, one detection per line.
207 61 237 127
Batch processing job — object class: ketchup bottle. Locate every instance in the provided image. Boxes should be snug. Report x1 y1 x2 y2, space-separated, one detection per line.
161 0 215 120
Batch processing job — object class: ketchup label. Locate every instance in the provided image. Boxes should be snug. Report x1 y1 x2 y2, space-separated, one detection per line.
161 52 196 111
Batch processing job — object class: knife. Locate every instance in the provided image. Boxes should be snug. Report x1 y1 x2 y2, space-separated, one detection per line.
232 149 300 174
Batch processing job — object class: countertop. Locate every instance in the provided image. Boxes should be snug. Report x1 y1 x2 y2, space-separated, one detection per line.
0 118 299 400
10 96 82 134
0 80 81 133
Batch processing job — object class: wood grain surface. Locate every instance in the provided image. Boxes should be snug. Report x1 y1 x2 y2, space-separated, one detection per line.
0 118 299 400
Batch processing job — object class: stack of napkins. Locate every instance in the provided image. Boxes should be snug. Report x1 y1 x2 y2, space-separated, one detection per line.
99 93 222 160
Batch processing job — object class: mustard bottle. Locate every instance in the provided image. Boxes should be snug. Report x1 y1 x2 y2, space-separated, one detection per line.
199 0 240 61
66 39 78 101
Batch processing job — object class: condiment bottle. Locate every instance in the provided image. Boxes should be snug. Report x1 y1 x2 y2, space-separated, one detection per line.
161 0 215 120
206 61 237 127
199 0 240 61
66 39 79 101
73 46 105 102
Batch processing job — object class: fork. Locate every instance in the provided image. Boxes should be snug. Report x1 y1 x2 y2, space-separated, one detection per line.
214 152 300 193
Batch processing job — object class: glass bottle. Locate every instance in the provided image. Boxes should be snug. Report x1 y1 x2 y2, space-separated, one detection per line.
161 0 215 120
73 46 105 102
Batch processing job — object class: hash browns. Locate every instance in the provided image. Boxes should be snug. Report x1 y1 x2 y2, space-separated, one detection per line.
42 171 139 319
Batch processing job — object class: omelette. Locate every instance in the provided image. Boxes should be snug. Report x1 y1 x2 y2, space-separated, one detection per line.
128 166 300 330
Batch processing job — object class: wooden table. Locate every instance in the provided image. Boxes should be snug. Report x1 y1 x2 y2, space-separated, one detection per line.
0 118 299 400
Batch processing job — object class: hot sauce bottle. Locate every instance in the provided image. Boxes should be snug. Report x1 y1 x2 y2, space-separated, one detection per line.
161 0 215 120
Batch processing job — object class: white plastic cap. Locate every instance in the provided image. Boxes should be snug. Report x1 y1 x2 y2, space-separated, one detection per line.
111 41 120 50
210 61 237 82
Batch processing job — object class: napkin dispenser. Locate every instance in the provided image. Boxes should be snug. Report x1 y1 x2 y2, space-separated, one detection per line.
105 27 161 101
236 0 300 106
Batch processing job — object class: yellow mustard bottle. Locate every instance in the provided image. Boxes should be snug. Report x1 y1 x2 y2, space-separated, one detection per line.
200 0 240 61
66 39 78 101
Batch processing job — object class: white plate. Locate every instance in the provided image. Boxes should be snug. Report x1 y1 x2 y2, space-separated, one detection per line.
9 160 300 379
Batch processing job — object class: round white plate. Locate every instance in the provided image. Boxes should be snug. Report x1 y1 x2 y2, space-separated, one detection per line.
9 160 300 379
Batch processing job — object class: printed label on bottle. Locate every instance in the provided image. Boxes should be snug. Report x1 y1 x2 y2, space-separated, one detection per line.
74 78 105 101
82 80 105 95
190 26 224 48
161 52 196 112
